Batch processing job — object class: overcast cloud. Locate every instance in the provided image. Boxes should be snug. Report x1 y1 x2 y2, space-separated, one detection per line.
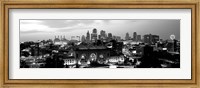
20 19 180 42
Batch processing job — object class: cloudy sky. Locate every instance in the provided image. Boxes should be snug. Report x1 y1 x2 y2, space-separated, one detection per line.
20 19 180 42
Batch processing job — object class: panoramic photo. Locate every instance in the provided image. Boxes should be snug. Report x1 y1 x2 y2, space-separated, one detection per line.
20 19 180 68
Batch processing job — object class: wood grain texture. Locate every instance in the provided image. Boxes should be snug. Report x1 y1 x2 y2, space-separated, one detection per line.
2 0 199 2
196 1 200 88
0 1 2 88
0 1 1 85
0 0 200 88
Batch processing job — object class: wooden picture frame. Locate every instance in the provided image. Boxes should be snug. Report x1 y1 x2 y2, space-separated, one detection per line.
0 0 199 88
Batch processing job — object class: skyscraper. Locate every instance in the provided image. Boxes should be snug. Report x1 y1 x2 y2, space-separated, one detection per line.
93 28 97 33
100 30 106 37
107 33 112 42
143 34 159 44
133 32 137 41
81 35 86 42
115 36 121 41
152 35 159 44
112 36 121 42
143 34 151 44
125 32 130 40
86 31 90 42
100 30 107 42
98 35 101 39
91 28 98 42
108 33 112 38
137 35 141 42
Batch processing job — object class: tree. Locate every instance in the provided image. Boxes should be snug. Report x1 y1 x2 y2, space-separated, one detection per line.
21 51 30 57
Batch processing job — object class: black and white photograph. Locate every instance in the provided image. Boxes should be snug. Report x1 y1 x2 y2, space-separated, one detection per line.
1 0 198 87
20 19 180 68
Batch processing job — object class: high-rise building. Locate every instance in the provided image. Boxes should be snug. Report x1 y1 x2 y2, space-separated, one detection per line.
112 36 116 40
112 36 121 42
93 28 97 34
108 33 112 38
107 33 112 42
98 35 101 39
133 32 137 41
125 32 130 40
100 30 105 36
144 34 151 44
143 34 159 44
100 30 107 42
110 40 123 55
165 40 175 52
142 45 154 60
91 28 98 42
81 35 86 42
100 30 106 37
137 35 141 42
86 31 90 42
152 35 159 43
116 36 121 41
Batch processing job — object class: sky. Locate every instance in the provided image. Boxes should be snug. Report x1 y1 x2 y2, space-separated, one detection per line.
20 19 180 42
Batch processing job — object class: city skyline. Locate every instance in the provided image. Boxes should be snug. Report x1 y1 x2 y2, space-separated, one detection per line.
20 20 180 68
20 19 180 42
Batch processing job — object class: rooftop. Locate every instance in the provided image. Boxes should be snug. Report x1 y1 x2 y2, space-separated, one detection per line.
77 45 107 50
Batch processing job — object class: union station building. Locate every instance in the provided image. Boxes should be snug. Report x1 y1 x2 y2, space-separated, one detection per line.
75 45 110 65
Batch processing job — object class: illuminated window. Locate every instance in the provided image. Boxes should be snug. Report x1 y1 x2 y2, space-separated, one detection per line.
81 54 86 59
90 53 97 61
99 54 104 58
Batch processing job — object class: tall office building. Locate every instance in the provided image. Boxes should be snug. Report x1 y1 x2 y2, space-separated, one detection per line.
152 35 159 43
133 32 137 41
86 31 90 42
81 35 86 42
143 34 159 44
108 33 112 38
91 28 98 42
125 32 130 40
93 28 97 33
98 35 101 39
100 30 107 42
107 33 113 42
116 36 121 41
137 35 142 42
113 36 121 42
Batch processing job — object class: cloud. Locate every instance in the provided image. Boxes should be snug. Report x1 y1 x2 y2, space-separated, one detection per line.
20 30 44 34
20 20 42 24
40 20 75 28
20 24 49 32
39 20 95 28
56 24 93 33
20 20 98 34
